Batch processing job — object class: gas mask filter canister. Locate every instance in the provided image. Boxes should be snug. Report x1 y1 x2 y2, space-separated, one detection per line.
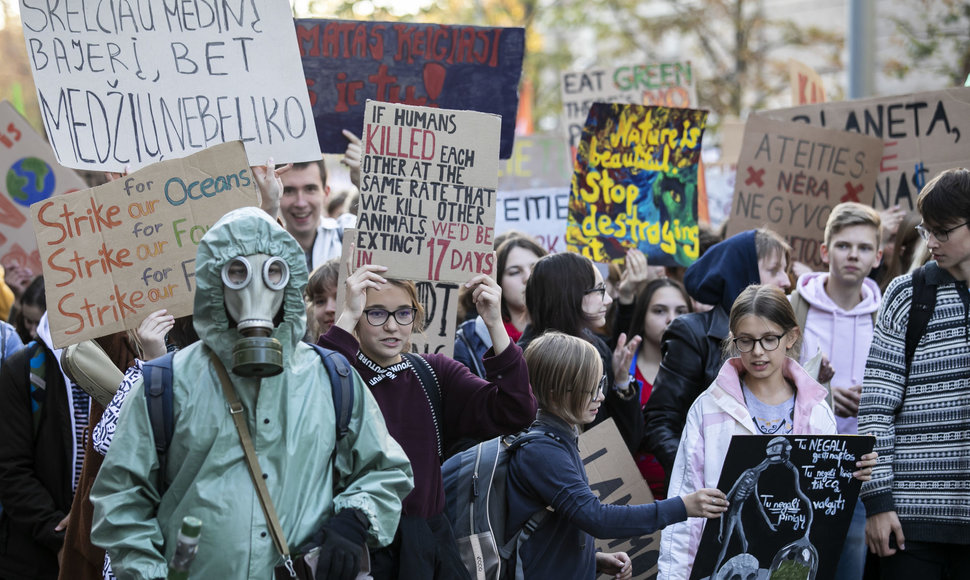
222 254 289 377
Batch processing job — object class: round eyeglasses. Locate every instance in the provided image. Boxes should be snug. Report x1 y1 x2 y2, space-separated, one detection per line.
916 222 969 243
732 331 787 353
362 307 417 327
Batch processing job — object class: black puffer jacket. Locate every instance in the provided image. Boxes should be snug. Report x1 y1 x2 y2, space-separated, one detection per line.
642 306 729 472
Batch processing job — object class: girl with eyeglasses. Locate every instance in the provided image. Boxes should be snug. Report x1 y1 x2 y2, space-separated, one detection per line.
318 252 537 580
518 252 645 454
657 285 878 580
507 332 728 580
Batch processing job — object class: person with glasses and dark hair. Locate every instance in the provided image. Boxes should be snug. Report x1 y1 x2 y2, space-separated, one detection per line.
318 252 537 580
518 251 645 454
859 167 970 579
658 285 877 580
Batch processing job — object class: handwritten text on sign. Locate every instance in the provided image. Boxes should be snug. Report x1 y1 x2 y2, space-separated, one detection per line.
20 0 319 172
356 101 500 283
561 61 697 150
31 141 258 348
0 101 87 276
725 117 883 270
297 19 524 159
758 87 970 211
568 104 707 267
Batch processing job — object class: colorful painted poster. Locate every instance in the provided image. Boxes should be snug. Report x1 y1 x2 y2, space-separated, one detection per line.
20 0 320 172
567 104 707 267
31 141 258 348
296 19 524 159
355 101 500 284
725 117 883 270
757 87 970 210
561 61 697 150
689 435 873 580
0 101 87 277
496 135 572 253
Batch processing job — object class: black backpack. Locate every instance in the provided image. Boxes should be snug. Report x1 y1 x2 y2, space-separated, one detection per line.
143 344 355 492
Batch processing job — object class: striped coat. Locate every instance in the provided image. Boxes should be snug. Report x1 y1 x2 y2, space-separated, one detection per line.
859 261 970 544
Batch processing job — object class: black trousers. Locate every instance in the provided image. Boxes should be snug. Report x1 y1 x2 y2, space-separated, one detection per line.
370 513 470 580
878 540 970 580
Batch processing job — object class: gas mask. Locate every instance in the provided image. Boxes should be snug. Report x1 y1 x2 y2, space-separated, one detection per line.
222 253 290 377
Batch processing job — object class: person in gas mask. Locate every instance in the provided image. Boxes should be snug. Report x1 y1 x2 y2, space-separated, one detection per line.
90 207 413 579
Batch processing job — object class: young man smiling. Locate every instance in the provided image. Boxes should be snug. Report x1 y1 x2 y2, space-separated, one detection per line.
791 202 883 580
860 168 970 578
279 160 356 272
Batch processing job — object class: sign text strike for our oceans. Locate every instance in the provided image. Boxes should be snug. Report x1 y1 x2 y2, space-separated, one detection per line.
20 0 319 171
357 100 500 283
31 141 257 348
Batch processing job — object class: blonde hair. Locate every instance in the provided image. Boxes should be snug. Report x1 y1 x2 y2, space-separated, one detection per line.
824 202 882 247
524 331 603 425
355 278 426 351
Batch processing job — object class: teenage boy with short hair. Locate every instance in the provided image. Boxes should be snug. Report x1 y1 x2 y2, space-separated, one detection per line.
791 202 883 580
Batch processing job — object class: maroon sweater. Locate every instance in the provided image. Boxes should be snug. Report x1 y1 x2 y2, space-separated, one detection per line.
318 326 537 518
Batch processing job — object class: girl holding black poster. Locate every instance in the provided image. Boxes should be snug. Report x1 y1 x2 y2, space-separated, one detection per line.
657 285 877 580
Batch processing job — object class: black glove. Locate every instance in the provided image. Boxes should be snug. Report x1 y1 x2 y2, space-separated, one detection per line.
315 508 370 580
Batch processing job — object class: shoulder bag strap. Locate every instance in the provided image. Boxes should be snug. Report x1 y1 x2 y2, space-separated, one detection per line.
210 351 297 578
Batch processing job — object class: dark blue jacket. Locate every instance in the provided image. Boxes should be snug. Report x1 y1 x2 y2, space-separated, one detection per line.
453 317 490 378
506 412 687 579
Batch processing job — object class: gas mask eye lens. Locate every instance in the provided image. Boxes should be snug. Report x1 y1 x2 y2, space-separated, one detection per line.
263 257 290 291
222 257 252 290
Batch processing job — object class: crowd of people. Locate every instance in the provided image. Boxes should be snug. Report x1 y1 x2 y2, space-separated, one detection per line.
0 131 967 580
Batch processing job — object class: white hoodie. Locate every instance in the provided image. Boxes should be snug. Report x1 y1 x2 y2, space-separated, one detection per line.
794 272 881 434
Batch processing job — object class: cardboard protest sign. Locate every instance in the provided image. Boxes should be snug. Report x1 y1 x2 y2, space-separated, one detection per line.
21 0 319 172
296 19 524 159
789 59 827 106
0 101 87 276
757 87 970 210
561 61 697 150
355 100 499 284
567 103 707 267
578 419 658 580
725 117 883 270
689 435 873 580
336 232 458 357
496 135 572 253
31 141 258 348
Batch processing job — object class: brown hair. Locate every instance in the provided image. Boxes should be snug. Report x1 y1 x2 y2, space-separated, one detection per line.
495 235 547 320
917 168 970 230
289 159 328 187
754 228 792 266
724 284 802 358
824 202 882 247
628 278 694 339
305 259 340 304
524 331 603 425
354 279 426 350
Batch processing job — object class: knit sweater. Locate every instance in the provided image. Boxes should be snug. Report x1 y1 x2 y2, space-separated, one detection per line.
858 261 970 544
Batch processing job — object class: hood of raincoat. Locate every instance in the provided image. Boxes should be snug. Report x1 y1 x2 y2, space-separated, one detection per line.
193 207 308 368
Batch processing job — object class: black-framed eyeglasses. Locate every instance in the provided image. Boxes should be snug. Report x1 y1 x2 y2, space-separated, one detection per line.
584 284 607 298
733 332 787 353
916 222 970 243
362 307 417 327
572 374 608 403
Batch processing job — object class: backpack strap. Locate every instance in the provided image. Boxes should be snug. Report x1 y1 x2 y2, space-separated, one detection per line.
309 344 355 441
26 341 48 437
143 352 176 492
403 352 443 458
501 430 558 575
905 266 937 378
789 289 810 334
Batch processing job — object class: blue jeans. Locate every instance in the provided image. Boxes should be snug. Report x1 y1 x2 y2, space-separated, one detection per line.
834 497 867 580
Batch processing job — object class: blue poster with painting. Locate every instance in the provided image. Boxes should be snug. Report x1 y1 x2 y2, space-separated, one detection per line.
296 19 525 159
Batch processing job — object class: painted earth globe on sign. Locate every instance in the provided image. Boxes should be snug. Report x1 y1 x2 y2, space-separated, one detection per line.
6 157 56 207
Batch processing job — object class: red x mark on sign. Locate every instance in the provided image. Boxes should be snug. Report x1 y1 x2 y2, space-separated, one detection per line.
745 167 765 187
842 182 864 203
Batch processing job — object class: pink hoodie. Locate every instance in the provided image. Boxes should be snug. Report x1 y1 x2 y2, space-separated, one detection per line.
794 272 881 434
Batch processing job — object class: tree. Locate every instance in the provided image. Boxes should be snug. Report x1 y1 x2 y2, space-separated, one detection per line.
884 0 970 86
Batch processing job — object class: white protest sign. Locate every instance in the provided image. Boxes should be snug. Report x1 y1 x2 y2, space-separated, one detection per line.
356 100 500 284
0 101 87 276
561 61 697 150
20 0 320 172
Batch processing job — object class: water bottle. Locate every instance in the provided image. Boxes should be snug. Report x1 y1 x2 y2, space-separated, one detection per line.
167 516 202 580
